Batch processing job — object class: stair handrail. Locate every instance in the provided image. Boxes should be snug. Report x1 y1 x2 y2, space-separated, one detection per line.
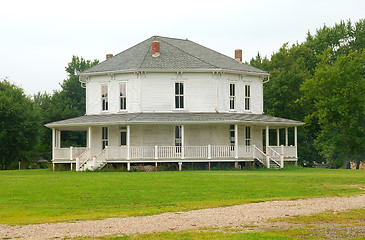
252 145 266 167
93 146 108 170
78 148 91 169
267 146 281 168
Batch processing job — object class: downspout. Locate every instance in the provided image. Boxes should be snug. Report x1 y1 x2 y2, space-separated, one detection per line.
263 75 270 84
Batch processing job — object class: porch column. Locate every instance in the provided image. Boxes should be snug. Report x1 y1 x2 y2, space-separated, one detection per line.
56 130 61 148
285 127 288 146
265 125 269 153
234 124 238 159
266 125 270 169
181 125 185 159
52 128 55 160
127 125 130 160
294 126 298 158
88 126 92 148
276 129 280 146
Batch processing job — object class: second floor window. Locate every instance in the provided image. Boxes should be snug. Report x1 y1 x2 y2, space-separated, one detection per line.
120 83 126 110
175 82 184 109
245 85 250 111
101 85 108 111
230 83 235 110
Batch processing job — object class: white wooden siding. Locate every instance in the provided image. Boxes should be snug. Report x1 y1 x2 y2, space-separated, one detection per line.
85 72 263 115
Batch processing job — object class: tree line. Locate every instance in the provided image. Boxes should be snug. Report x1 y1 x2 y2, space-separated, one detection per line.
0 19 364 169
250 19 365 168
0 57 98 169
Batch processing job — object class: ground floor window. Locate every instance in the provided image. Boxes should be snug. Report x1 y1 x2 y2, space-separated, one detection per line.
230 125 235 151
245 126 251 152
102 127 108 149
120 126 127 146
175 126 182 153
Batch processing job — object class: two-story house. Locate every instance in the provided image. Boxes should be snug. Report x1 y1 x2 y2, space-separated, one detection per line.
46 36 304 171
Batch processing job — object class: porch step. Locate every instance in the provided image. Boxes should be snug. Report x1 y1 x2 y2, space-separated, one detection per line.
270 163 281 169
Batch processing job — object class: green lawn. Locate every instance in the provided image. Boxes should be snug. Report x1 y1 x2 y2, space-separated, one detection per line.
0 168 364 225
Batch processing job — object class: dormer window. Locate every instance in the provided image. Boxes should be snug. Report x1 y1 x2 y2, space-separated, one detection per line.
101 84 108 111
175 82 184 109
120 83 127 110
230 83 235 110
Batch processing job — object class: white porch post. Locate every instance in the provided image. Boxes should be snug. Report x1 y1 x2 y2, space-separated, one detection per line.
57 130 61 148
70 146 73 160
76 156 80 172
276 129 280 146
181 125 185 159
127 125 130 160
294 126 298 158
234 124 238 159
280 145 284 168
52 128 55 160
285 127 288 146
265 126 269 153
266 125 270 169
88 126 92 148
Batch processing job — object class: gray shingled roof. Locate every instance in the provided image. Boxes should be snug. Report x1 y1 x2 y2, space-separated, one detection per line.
81 36 268 75
46 113 304 129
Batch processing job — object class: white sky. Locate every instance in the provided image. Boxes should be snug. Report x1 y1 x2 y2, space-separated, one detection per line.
1 0 364 95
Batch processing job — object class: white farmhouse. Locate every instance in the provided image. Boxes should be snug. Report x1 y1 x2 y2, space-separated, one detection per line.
46 36 304 171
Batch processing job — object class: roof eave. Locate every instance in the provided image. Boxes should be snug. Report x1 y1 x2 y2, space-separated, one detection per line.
79 68 269 77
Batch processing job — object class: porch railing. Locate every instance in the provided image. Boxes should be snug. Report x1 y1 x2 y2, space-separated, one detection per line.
54 145 297 162
54 147 87 160
268 145 297 158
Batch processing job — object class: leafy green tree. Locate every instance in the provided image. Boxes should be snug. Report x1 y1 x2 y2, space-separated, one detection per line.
36 56 99 160
301 49 365 167
0 79 41 169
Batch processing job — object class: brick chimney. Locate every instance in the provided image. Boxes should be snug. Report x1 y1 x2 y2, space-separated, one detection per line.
235 49 242 63
106 54 113 60
152 41 160 57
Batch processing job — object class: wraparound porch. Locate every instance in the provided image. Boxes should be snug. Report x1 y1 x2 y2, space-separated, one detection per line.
47 112 303 171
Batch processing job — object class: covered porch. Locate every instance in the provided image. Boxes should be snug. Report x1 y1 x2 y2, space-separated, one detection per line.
47 113 303 171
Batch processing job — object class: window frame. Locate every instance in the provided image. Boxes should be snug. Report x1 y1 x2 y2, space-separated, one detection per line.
101 84 109 112
245 126 251 152
229 125 235 151
229 83 236 111
120 126 127 146
102 127 109 149
175 125 182 153
244 84 251 111
119 82 127 111
174 81 185 110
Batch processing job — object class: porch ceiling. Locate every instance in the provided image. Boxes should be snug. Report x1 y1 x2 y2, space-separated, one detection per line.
45 113 304 129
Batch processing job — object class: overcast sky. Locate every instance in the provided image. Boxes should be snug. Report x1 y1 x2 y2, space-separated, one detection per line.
1 0 364 95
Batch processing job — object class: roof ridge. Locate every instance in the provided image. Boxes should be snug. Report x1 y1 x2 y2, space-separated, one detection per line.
155 36 220 69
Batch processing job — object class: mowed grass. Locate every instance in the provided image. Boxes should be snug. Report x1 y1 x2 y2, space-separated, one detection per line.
0 168 364 225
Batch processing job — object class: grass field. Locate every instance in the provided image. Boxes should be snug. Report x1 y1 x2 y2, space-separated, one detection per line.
0 168 364 225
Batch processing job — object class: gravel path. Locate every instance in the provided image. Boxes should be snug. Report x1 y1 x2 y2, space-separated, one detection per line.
1 194 365 239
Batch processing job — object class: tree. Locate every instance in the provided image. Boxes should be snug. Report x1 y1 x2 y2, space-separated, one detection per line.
301 49 365 167
0 79 41 169
36 56 99 160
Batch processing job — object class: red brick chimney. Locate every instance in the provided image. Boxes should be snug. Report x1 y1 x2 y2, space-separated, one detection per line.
152 41 160 57
106 54 113 60
235 49 242 63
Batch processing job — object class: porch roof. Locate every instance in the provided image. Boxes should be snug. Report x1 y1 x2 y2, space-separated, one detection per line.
45 113 304 130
